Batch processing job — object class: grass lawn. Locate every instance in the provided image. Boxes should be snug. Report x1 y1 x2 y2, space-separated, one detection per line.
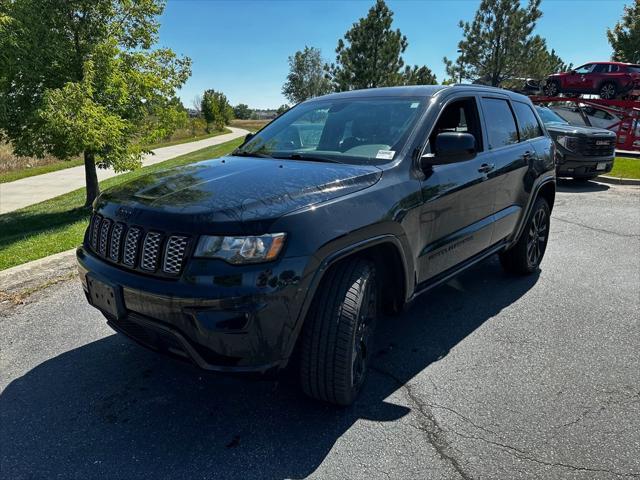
229 119 270 133
0 137 243 271
0 128 230 184
608 157 640 179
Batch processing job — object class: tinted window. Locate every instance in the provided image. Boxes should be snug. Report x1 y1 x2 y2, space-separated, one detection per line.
628 65 640 73
609 64 620 73
535 106 569 125
430 98 483 152
592 64 608 73
513 102 543 140
481 98 519 148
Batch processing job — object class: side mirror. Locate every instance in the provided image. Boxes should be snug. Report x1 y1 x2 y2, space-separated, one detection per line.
422 132 476 168
570 70 577 75
244 132 255 144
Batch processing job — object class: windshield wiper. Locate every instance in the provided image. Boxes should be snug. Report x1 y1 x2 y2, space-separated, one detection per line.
272 153 342 164
231 150 273 158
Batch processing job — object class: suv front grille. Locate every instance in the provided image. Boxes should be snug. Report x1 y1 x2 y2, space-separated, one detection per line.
88 214 190 277
579 137 615 157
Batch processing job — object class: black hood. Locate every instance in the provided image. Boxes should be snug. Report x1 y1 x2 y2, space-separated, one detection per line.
96 155 382 233
545 123 617 137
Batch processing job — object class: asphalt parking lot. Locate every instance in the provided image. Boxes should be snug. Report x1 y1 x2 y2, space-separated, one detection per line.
1 180 639 480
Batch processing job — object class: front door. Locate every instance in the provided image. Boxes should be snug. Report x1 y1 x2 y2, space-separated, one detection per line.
417 96 496 283
566 64 594 92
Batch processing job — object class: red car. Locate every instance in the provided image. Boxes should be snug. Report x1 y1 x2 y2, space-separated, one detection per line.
544 62 640 99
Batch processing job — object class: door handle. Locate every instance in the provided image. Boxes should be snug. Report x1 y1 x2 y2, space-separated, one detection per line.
478 163 495 173
522 150 533 161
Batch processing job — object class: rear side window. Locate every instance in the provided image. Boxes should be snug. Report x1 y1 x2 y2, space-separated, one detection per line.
481 98 518 149
512 102 543 140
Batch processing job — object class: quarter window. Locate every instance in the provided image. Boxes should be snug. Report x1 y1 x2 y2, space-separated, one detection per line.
481 98 519 148
512 102 543 140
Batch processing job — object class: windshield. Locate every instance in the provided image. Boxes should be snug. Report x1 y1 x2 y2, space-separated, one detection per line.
535 106 569 125
233 97 427 165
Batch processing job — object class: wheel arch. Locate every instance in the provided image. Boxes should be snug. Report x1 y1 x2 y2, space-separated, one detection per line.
281 234 411 366
508 177 556 249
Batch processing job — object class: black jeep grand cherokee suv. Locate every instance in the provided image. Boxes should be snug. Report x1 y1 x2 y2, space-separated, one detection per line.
78 85 555 405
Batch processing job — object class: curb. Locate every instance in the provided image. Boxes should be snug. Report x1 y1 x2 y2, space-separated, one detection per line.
0 248 77 297
596 175 640 186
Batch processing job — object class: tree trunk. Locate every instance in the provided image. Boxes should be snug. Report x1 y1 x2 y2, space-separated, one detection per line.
84 151 100 207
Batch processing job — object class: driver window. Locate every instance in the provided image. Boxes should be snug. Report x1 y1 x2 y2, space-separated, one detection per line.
429 98 482 152
575 64 594 74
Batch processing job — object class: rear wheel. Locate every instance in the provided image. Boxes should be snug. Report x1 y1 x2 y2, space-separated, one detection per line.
299 258 378 406
500 198 550 275
599 82 617 100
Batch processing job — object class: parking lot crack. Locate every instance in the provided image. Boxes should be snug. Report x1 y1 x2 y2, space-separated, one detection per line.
553 216 640 239
450 430 640 478
371 365 474 480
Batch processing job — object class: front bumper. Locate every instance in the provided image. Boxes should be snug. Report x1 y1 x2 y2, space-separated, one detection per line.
556 154 614 178
77 246 310 373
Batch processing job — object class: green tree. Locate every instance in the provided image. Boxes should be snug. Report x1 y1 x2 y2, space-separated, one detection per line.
282 46 332 103
402 65 437 85
0 0 191 206
233 104 252 120
608 0 640 63
444 0 548 86
328 0 404 90
201 90 232 132
276 104 290 116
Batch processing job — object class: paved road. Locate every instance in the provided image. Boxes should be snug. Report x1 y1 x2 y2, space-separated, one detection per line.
1 181 639 480
0 127 248 214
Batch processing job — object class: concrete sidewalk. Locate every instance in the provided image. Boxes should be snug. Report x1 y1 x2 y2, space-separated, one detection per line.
0 127 248 214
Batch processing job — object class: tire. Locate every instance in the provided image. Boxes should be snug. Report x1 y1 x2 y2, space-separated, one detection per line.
599 82 617 100
499 198 550 275
299 258 378 406
544 80 559 96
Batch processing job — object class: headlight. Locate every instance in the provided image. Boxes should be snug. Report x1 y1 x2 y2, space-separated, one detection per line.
556 135 578 151
194 233 286 264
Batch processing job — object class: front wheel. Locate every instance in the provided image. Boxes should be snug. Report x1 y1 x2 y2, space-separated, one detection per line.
299 258 379 406
500 198 551 275
544 81 559 96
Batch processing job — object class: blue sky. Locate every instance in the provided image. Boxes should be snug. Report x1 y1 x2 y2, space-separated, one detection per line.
159 0 628 109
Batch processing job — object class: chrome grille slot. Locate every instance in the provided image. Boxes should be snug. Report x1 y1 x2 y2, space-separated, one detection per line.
98 219 112 256
163 236 189 275
90 214 102 250
123 227 142 267
109 223 125 261
141 232 163 271
87 214 189 278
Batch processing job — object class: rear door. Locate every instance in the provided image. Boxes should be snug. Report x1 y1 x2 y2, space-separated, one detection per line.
477 96 532 244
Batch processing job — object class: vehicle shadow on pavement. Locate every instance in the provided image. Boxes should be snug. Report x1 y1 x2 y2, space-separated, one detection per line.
556 178 610 193
0 256 539 479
